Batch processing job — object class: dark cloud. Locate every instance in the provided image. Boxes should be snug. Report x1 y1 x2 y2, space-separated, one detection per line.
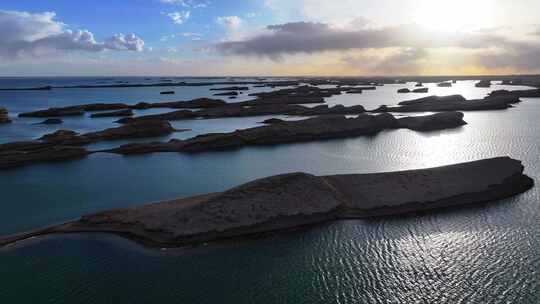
479 42 540 70
0 10 144 59
216 21 508 57
216 21 540 71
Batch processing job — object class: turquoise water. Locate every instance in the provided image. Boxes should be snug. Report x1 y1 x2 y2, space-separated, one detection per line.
0 78 539 303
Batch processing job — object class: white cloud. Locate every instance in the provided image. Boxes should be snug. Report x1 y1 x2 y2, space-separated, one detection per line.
160 0 187 5
216 16 252 41
160 0 209 8
0 10 63 42
104 33 145 51
181 32 201 37
180 32 203 41
160 32 203 42
167 11 190 24
216 16 243 31
0 10 144 59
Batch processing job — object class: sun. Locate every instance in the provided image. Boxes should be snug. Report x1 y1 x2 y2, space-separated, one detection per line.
413 0 493 32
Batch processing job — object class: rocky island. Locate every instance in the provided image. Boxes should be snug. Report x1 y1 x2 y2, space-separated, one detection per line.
475 80 491 88
90 109 134 118
0 112 465 168
16 86 347 119
0 107 10 123
0 120 184 168
372 95 521 112
0 157 532 248
488 89 540 98
115 103 368 124
110 112 466 155
18 98 228 117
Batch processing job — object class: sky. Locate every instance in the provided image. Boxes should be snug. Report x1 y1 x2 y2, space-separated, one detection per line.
1 0 539 76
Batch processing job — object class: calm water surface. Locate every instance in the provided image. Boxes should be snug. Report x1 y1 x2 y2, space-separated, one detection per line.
0 78 539 303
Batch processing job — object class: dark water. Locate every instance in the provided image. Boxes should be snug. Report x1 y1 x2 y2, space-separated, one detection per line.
0 78 539 303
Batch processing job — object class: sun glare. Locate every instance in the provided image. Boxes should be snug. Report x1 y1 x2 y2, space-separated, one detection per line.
413 0 493 32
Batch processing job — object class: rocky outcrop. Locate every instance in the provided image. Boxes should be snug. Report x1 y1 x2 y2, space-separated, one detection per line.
339 86 376 94
37 118 63 124
40 120 179 145
84 120 180 141
0 107 11 123
0 157 532 247
177 114 397 153
397 112 466 131
0 120 182 168
288 104 366 116
249 85 343 101
90 109 134 118
398 88 429 93
243 96 325 105
17 85 371 120
116 104 367 124
488 89 540 98
38 130 90 145
475 80 491 88
372 95 520 112
399 95 466 105
116 110 197 123
19 107 84 118
210 86 249 91
110 112 465 155
437 82 452 87
0 146 88 169
260 118 285 124
130 98 227 110
199 104 305 119
213 91 238 96
18 98 227 117
0 86 52 91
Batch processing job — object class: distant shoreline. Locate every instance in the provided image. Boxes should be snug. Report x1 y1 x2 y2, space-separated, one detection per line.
0 75 538 91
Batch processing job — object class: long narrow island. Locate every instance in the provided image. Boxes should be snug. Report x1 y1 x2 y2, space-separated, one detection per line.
0 112 466 168
0 157 533 248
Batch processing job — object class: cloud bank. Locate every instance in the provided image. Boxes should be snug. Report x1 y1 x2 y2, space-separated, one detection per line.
0 10 144 59
216 22 507 56
214 21 540 72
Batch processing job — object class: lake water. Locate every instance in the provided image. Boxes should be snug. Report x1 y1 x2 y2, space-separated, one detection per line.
0 78 539 303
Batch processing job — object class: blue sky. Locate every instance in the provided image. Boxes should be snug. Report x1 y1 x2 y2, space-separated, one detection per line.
0 0 271 49
1 0 539 76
